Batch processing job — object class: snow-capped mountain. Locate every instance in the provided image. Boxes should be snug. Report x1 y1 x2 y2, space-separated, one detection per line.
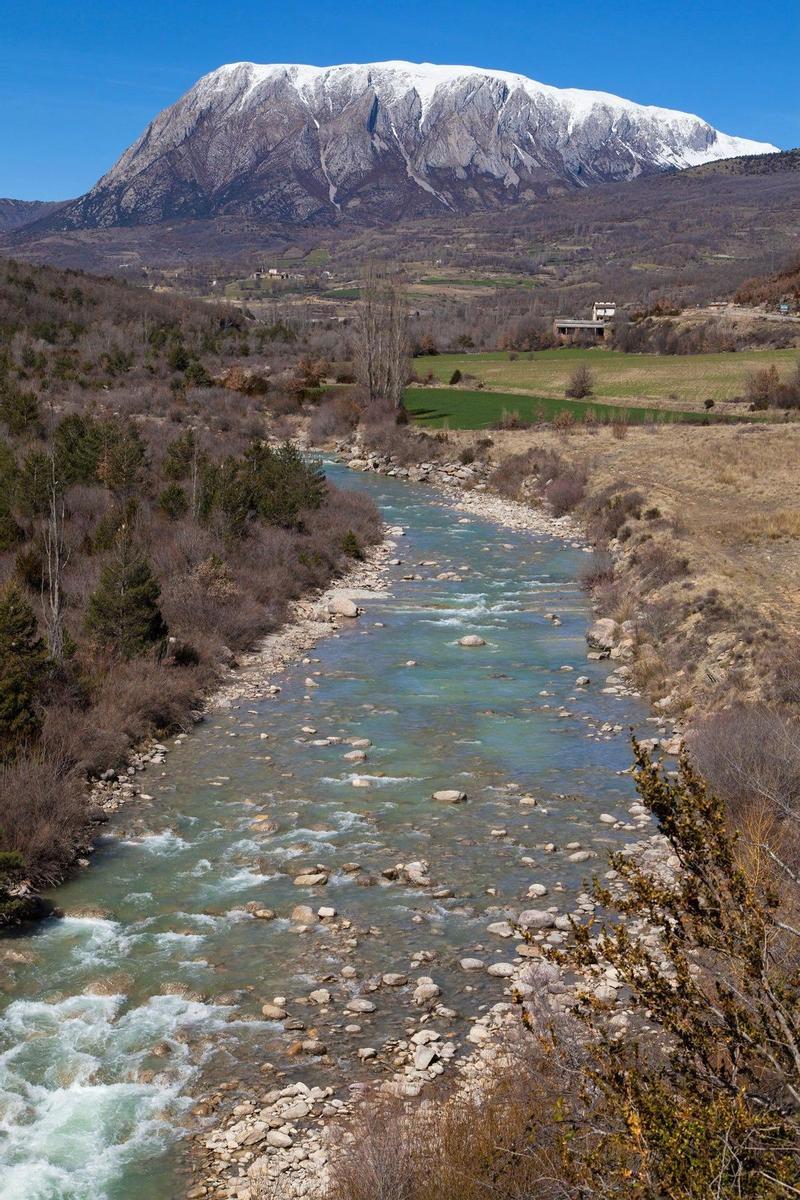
51 61 778 227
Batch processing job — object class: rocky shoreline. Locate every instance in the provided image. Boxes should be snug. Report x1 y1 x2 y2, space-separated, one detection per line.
188 825 674 1200
184 448 681 1200
2 536 394 927
90 535 394 823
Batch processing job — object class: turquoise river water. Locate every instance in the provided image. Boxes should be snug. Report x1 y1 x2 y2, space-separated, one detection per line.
0 463 651 1200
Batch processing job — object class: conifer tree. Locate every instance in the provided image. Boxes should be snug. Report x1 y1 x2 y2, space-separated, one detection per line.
0 582 48 761
86 536 167 659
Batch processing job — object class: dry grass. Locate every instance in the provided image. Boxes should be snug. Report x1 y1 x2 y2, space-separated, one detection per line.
455 420 800 713
737 510 800 541
319 1031 588 1200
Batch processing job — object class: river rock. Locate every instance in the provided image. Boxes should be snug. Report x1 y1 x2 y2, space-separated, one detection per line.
460 958 485 971
291 905 316 924
346 997 376 1013
382 973 407 987
293 872 328 887
487 962 515 977
412 978 441 1005
586 618 618 652
431 789 467 804
267 1130 293 1148
487 921 514 938
328 597 360 618
401 861 431 887
309 989 331 1005
518 909 556 930
413 1044 439 1070
458 635 486 647
261 1003 288 1020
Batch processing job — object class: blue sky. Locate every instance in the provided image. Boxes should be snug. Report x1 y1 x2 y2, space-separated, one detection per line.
2 0 798 199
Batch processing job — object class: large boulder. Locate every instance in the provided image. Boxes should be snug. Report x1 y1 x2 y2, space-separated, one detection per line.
586 617 618 652
328 597 360 618
518 908 556 930
431 789 467 804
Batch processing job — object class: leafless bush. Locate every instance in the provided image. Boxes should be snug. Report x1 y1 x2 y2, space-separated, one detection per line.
565 364 594 399
308 395 360 444
580 548 614 589
630 538 689 586
545 470 585 515
688 705 800 838
325 1030 588 1200
0 754 88 885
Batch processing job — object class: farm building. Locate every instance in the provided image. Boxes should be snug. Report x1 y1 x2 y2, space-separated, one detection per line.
554 300 617 340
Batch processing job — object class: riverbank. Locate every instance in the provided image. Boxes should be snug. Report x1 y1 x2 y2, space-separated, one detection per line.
185 456 673 1200
330 419 800 729
90 535 393 814
0 457 669 1200
1 535 393 930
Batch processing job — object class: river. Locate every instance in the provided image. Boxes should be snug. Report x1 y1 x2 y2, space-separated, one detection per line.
0 462 651 1200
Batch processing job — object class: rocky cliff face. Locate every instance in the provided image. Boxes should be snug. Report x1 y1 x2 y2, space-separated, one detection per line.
45 61 778 227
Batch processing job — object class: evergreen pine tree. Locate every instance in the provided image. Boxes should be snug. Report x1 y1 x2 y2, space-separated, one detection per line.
0 582 48 761
86 537 167 659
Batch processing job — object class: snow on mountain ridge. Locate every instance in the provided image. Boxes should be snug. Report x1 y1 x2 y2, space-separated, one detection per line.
49 60 779 230
202 59 776 151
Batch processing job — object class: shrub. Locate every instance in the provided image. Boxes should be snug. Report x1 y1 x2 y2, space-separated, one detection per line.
449 369 462 385
308 395 360 443
0 753 86 887
545 470 585 515
552 409 576 432
158 483 189 521
559 742 800 1195
340 530 362 559
86 538 168 659
631 538 690 586
565 364 594 399
585 485 644 540
580 548 614 589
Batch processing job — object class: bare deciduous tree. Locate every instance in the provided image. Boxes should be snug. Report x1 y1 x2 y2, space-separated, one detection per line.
354 262 410 412
42 455 69 662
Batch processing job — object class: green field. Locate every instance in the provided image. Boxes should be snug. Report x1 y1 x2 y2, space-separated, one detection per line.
415 348 799 405
404 388 724 429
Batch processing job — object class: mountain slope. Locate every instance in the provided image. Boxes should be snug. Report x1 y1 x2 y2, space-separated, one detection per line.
43 60 778 228
0 199 66 232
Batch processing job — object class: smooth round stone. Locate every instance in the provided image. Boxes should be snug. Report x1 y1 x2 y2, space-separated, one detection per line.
487 962 515 977
432 789 467 804
346 998 376 1013
459 958 485 971
459 635 486 647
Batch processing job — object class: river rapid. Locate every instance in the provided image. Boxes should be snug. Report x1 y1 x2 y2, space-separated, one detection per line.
0 463 652 1200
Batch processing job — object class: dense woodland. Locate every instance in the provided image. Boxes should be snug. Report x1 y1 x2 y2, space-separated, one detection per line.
0 258 380 916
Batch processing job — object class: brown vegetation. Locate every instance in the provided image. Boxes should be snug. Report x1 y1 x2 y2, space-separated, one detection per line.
0 257 381 916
